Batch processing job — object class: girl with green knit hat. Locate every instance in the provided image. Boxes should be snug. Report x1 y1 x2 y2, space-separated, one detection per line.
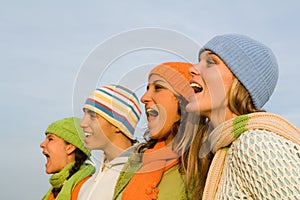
40 117 95 200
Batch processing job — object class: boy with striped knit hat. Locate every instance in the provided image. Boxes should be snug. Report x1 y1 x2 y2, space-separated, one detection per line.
78 84 142 200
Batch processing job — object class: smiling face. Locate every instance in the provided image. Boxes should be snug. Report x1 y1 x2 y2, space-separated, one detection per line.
141 74 180 144
186 50 235 126
40 134 76 174
80 108 118 151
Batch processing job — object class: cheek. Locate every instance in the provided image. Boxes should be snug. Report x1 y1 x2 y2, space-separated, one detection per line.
221 66 234 90
166 99 180 124
204 69 229 101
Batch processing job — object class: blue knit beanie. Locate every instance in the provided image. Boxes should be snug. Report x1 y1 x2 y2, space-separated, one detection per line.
199 34 279 109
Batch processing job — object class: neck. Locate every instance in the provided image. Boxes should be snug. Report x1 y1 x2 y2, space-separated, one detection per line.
104 139 132 162
210 107 237 128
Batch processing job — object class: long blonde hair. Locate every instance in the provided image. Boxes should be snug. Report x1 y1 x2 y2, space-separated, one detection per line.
179 76 263 199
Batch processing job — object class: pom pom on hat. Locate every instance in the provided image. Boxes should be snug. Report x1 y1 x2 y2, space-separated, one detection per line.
149 62 193 101
83 84 142 140
199 34 279 109
45 117 91 157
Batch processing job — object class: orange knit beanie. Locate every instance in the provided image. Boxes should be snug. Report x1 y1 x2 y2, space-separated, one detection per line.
149 62 193 101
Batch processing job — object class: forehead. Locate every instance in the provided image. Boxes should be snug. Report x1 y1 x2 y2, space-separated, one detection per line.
83 107 97 114
148 74 178 95
149 74 173 87
199 50 216 59
45 133 61 139
148 74 173 88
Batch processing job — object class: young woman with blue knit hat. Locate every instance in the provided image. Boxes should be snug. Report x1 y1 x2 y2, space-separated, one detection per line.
181 34 300 199
40 117 95 200
77 84 142 200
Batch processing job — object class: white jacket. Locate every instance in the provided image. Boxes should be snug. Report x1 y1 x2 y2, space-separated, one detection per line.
78 147 134 200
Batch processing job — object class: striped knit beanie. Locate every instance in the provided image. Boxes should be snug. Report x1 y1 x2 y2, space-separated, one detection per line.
45 117 91 157
149 62 193 101
83 85 142 140
199 34 279 109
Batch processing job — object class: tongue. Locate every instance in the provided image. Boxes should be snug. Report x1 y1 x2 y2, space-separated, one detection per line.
148 109 158 117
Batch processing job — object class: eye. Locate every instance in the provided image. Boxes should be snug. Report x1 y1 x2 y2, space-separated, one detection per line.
154 84 164 90
47 136 53 141
87 110 97 119
90 112 97 119
207 57 216 66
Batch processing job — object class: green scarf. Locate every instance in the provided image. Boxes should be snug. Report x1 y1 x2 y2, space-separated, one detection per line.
202 112 300 200
42 162 95 200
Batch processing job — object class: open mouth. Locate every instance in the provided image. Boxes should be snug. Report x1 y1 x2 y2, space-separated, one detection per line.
43 152 50 158
146 108 159 117
84 132 91 138
190 83 203 93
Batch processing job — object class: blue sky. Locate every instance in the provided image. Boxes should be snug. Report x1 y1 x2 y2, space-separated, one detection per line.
1 1 299 199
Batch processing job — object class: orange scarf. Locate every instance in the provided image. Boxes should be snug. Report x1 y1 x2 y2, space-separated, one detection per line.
122 141 179 200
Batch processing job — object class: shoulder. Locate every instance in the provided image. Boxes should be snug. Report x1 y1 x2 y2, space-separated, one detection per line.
71 176 92 200
232 129 300 157
158 165 188 200
227 129 300 199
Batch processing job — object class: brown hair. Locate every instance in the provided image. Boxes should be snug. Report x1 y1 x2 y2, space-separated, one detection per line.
52 146 88 197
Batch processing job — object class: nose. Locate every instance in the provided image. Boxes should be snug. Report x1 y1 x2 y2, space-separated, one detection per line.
188 63 201 76
80 116 87 128
40 140 46 148
141 89 151 104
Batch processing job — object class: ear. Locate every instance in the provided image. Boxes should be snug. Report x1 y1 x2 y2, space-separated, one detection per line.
66 144 77 155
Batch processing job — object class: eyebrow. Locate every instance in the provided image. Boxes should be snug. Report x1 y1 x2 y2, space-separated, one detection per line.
153 80 165 84
199 51 210 60
148 79 165 86
83 108 96 115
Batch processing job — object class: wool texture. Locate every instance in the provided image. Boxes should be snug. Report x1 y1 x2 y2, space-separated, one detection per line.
199 34 279 109
45 117 90 157
149 62 193 101
84 84 142 139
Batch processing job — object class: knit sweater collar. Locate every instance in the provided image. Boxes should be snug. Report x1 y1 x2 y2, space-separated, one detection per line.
208 112 300 153
202 112 300 200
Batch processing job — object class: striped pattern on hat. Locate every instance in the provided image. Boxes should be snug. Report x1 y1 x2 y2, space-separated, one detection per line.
83 85 141 139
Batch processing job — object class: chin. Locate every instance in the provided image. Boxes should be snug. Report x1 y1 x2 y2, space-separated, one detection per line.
186 103 199 113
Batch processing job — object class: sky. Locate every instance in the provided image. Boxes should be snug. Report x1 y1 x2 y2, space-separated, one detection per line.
1 1 300 199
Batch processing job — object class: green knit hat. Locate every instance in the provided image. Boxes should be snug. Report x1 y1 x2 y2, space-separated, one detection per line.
45 117 91 157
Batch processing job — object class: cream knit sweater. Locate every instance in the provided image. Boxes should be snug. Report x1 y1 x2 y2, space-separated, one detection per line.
202 112 300 200
216 129 300 199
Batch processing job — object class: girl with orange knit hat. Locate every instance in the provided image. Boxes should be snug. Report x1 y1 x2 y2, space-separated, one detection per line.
113 62 198 200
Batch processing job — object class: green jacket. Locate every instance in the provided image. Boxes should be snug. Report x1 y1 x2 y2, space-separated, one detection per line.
113 154 189 200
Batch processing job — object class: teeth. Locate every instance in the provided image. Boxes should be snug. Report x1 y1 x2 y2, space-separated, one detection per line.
84 132 91 137
43 152 49 158
146 108 158 117
190 83 203 93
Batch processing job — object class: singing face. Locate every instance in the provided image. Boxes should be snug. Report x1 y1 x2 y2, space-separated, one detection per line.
40 133 76 174
186 50 234 124
80 108 117 151
141 74 180 144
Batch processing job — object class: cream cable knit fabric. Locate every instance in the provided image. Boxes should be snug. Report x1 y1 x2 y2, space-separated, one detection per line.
203 112 300 200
